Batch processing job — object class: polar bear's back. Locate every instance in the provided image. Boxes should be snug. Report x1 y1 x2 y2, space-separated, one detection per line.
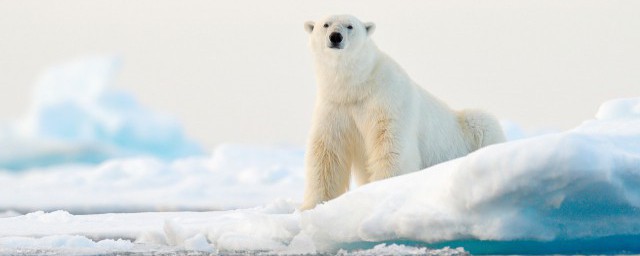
412 88 474 169
370 54 477 170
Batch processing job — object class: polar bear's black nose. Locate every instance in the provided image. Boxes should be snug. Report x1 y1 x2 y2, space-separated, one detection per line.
330 32 343 44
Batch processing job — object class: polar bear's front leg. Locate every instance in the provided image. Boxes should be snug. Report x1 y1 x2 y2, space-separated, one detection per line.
301 121 352 210
366 115 401 182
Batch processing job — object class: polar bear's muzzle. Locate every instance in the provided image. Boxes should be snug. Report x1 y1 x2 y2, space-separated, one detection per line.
328 32 344 49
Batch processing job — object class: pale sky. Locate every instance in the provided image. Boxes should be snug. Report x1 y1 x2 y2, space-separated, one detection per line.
1 0 638 149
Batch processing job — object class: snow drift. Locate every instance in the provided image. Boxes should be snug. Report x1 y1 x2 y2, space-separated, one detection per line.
1 97 639 255
0 56 202 170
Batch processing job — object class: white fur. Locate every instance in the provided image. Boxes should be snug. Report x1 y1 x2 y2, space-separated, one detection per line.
301 15 506 210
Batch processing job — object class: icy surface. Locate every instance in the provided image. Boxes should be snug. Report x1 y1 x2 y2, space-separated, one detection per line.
1 98 640 254
0 144 305 212
0 205 298 253
0 235 134 251
0 207 467 256
337 244 468 256
0 56 202 170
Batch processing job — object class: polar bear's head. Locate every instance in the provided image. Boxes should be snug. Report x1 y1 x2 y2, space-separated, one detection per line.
304 15 375 56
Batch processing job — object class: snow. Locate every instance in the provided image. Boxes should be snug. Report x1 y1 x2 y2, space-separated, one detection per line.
1 97 640 254
337 244 468 256
0 56 202 171
0 144 305 212
0 207 467 255
0 205 297 253
303 132 640 249
596 97 640 120
0 235 133 251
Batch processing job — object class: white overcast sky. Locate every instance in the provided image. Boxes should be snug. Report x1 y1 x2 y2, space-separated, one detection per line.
0 0 638 149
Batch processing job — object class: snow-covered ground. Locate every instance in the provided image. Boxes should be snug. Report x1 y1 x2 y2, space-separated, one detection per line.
1 58 639 254
0 144 305 213
2 97 640 254
0 202 468 255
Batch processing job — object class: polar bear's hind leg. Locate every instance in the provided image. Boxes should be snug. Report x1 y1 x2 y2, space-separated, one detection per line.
458 110 506 151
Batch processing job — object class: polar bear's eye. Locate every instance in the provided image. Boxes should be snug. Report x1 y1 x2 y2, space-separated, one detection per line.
323 23 329 28
347 25 353 30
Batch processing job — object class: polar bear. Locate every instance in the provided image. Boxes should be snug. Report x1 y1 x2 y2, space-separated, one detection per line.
301 15 505 210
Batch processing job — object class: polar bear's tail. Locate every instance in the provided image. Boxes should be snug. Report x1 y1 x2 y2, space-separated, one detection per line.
457 109 506 151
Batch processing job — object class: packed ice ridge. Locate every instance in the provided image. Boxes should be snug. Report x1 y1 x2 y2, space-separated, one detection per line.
0 56 202 170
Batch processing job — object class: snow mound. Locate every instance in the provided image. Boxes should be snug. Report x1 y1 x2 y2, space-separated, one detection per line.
596 97 640 120
300 98 640 253
0 56 202 170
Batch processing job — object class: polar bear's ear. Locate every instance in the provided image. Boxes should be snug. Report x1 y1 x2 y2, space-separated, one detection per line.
364 22 376 36
304 21 315 34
